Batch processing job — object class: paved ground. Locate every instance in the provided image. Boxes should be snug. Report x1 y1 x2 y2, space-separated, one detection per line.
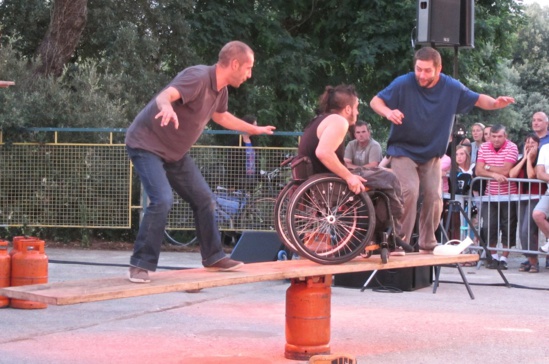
1 248 549 364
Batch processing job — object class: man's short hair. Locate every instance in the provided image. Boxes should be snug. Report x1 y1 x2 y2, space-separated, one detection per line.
354 120 370 131
218 41 253 67
490 124 506 135
414 46 441 69
533 111 548 122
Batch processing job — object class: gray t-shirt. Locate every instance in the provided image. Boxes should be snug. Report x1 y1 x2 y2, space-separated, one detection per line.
344 138 383 166
125 65 228 162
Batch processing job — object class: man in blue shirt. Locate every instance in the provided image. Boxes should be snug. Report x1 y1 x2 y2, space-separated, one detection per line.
370 46 515 253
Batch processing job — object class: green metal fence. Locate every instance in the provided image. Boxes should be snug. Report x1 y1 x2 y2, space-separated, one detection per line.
0 128 299 232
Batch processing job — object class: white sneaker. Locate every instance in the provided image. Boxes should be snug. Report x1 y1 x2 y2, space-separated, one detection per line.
539 241 549 253
433 237 474 256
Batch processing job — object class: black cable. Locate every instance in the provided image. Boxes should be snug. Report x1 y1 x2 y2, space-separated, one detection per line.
364 275 404 293
371 286 403 293
438 279 549 291
48 259 190 271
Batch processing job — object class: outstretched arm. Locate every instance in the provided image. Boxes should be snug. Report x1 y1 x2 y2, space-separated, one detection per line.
212 112 275 135
0 81 15 88
475 94 515 110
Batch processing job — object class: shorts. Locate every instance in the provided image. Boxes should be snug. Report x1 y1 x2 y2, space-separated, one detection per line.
533 194 549 218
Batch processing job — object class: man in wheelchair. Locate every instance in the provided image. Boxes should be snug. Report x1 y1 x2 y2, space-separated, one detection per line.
296 84 409 256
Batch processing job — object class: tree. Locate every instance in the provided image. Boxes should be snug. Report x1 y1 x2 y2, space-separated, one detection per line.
0 0 529 137
512 3 549 96
34 0 88 77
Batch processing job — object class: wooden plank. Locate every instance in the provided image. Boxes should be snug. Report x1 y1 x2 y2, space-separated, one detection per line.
0 253 477 306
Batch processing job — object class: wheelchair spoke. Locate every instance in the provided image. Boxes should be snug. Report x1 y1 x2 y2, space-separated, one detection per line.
286 174 376 264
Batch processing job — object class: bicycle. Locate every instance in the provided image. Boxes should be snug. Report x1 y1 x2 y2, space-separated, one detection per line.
164 184 278 247
163 153 294 247
257 153 294 197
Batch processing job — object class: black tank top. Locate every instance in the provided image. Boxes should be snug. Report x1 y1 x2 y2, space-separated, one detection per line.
298 114 345 174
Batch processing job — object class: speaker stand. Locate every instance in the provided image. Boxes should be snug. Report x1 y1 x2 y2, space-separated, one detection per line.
360 270 378 292
437 199 510 290
434 45 509 296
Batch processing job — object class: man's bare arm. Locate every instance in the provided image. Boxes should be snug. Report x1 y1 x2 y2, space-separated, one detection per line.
475 94 515 110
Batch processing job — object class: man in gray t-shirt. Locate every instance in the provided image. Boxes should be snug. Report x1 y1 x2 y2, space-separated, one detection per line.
125 41 275 283
344 121 382 169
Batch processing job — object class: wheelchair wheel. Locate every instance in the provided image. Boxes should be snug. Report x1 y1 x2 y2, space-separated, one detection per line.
380 247 389 264
286 174 376 264
274 181 300 254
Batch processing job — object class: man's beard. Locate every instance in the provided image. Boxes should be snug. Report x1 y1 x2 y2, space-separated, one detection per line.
416 76 436 88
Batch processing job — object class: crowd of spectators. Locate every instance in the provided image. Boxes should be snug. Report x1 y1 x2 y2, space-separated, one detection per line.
345 111 549 272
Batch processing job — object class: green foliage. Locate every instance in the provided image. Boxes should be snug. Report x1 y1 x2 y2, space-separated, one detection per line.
458 1 549 144
0 40 127 141
512 3 549 100
0 0 51 57
0 0 532 138
185 0 419 144
81 0 197 120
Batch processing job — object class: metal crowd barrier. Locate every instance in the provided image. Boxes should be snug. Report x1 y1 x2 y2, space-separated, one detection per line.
443 176 548 259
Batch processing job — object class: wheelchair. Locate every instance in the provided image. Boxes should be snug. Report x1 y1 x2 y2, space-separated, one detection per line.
274 157 412 265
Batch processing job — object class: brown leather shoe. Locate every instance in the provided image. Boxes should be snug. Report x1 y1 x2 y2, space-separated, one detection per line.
205 257 244 272
128 266 150 283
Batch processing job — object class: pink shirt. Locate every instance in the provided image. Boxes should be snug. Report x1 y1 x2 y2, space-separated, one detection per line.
477 140 518 195
441 154 451 193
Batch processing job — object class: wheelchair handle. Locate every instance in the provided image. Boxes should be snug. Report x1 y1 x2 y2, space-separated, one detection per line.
280 156 295 167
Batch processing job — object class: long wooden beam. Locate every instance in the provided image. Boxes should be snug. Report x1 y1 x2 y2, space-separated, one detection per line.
0 253 478 305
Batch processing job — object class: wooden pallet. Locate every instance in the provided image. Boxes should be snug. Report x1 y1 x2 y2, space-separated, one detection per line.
0 253 478 305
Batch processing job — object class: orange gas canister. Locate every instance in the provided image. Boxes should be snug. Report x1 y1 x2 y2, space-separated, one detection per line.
285 275 332 360
10 239 48 309
10 236 36 258
0 240 10 308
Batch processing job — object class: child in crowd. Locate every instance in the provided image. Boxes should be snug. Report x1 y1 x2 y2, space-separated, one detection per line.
470 122 485 163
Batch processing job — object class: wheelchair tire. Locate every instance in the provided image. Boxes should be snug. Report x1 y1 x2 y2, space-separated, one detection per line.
381 247 389 264
274 181 300 254
286 174 376 264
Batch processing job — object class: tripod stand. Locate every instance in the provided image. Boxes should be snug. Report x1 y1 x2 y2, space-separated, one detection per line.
436 46 510 292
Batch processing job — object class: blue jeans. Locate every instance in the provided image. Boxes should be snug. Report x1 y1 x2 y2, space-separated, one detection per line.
127 146 226 271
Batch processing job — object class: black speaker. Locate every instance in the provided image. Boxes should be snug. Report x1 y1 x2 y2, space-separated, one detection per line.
230 231 284 263
333 266 433 291
417 0 461 46
460 0 474 48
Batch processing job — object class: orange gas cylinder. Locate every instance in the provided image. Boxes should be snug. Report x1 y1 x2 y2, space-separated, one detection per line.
10 236 36 258
285 275 332 360
10 239 48 309
0 240 10 308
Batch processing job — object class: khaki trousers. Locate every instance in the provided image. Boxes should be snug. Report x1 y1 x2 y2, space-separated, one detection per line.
390 156 442 250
